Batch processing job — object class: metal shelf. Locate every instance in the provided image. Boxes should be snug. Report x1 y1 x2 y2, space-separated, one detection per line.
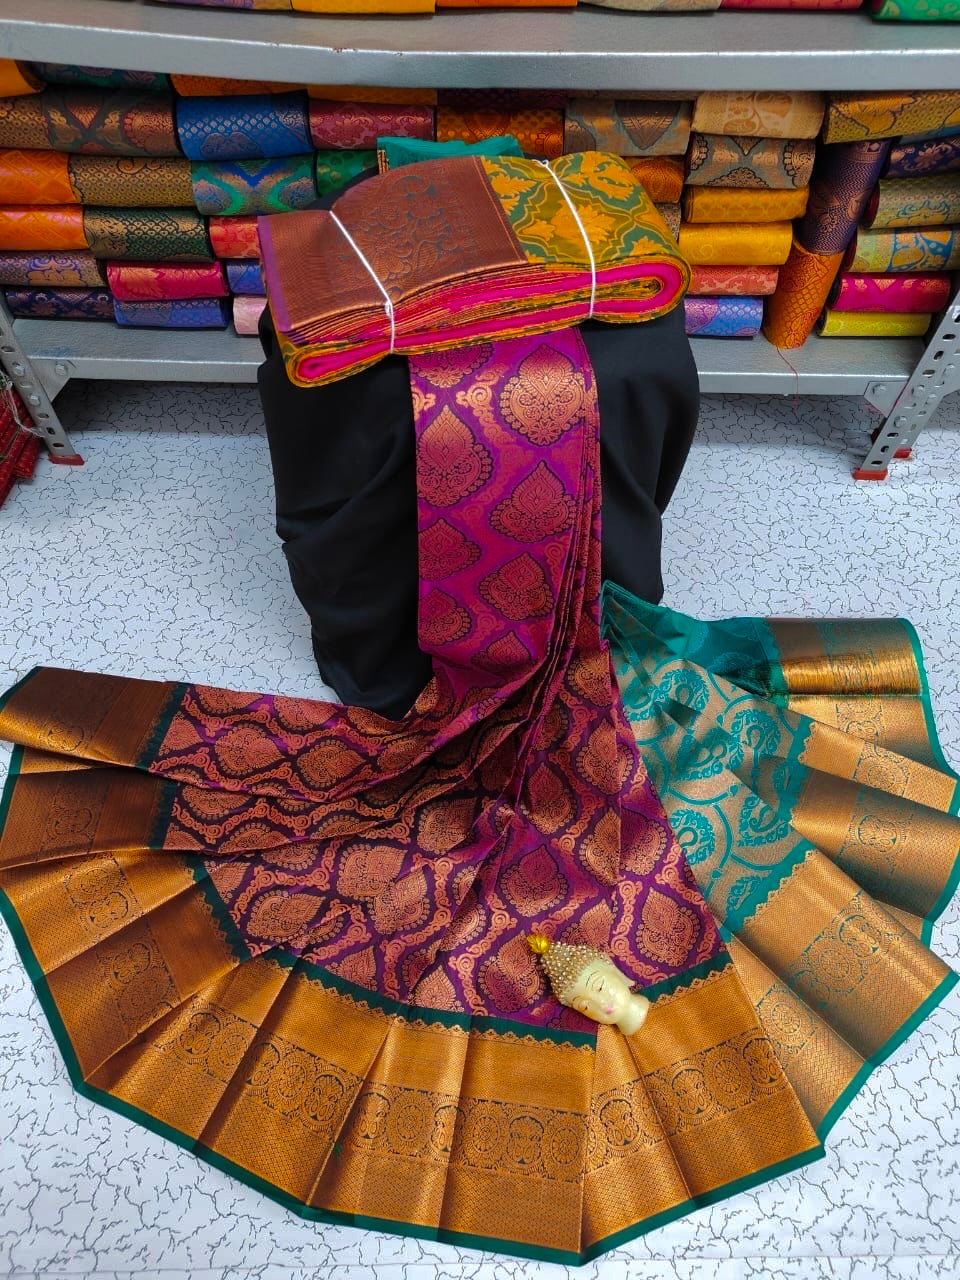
1 1 959 90
13 317 923 397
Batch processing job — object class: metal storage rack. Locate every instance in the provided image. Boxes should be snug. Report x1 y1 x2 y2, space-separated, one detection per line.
2 0 960 476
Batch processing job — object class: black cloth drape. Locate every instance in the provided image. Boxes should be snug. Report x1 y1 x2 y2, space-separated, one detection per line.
258 305 699 719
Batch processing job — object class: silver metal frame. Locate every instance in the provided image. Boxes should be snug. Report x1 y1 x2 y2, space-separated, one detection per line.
1 1 958 473
2 1 960 90
855 286 960 480
0 297 82 464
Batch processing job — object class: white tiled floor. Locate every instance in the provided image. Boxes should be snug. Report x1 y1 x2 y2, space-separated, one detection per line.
1 380 958 1280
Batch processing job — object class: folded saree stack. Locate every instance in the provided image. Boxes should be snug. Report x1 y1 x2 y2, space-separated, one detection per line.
562 98 691 235
804 94 960 342
766 92 960 348
261 150 690 386
3 118 959 1264
678 94 820 338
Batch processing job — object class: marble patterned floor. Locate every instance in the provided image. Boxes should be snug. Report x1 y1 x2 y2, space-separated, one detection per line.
1 380 958 1280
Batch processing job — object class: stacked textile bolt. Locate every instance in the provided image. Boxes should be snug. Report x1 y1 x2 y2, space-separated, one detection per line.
188 73 435 335
561 94 692 269
765 90 960 347
0 64 227 329
438 88 565 159
679 93 820 337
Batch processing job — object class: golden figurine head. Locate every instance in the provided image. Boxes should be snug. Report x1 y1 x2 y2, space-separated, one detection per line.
528 934 650 1036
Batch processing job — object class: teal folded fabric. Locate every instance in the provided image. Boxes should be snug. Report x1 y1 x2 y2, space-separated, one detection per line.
377 134 523 169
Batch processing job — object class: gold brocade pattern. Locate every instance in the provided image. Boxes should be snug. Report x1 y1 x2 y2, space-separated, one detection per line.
1 600 958 1260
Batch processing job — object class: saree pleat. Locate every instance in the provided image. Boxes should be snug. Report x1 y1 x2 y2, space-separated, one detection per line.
0 332 956 1262
603 585 958 1146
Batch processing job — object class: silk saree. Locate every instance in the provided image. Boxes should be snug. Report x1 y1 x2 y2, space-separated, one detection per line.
0 329 957 1262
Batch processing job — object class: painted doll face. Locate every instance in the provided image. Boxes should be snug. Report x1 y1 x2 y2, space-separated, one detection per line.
565 960 649 1035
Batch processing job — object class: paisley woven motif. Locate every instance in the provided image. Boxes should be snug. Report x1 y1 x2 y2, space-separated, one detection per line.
190 155 317 215
686 134 816 190
844 226 960 272
684 295 763 336
106 260 228 302
83 207 211 261
626 156 685 203
796 140 891 255
763 240 845 347
691 92 825 140
886 135 960 177
175 92 312 160
0 249 105 287
824 92 960 144
564 100 692 158
112 296 231 327
865 175 960 229
309 100 434 150
67 156 194 207
689 265 780 296
437 108 564 159
40 88 181 156
3 285 113 318
262 152 689 386
1 328 958 1263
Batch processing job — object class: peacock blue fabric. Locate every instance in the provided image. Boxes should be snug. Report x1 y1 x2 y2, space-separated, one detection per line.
225 259 265 295
112 296 231 328
175 92 311 160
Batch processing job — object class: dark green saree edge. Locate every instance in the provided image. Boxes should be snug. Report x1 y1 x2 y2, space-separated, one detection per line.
815 966 959 1143
1 656 958 1263
900 621 960 946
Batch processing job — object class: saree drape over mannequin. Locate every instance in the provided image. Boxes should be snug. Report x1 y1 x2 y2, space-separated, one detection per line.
0 157 958 1265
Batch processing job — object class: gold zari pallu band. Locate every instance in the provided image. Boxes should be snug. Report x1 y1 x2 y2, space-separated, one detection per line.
1 605 956 1261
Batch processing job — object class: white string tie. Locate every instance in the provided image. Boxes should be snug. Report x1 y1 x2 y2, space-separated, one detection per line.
538 160 596 320
329 210 396 354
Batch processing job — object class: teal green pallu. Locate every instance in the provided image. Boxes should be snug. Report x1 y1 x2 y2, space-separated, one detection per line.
604 583 959 1144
